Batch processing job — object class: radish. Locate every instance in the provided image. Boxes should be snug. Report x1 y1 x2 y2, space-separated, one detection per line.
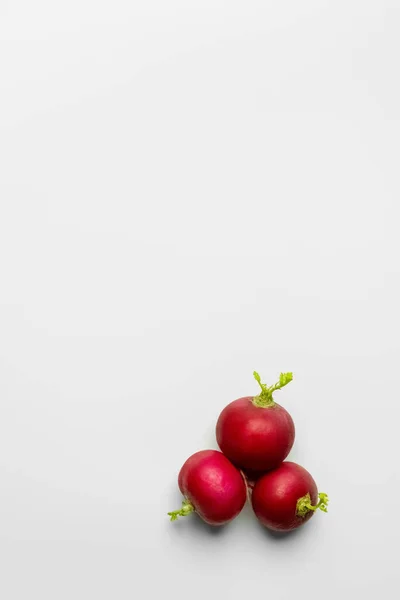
216 371 295 471
251 461 329 531
168 450 247 525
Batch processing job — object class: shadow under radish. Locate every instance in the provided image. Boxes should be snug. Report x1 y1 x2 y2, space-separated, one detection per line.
166 510 231 539
256 520 311 542
166 491 230 538
186 514 229 536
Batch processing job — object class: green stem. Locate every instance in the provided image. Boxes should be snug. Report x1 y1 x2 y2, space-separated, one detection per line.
252 371 293 407
296 492 329 518
168 499 195 521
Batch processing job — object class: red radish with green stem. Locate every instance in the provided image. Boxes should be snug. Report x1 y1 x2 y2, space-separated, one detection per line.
168 450 247 526
216 371 295 472
251 461 329 532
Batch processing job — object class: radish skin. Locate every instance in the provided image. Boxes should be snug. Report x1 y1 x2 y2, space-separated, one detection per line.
251 461 329 532
216 371 295 472
168 450 247 526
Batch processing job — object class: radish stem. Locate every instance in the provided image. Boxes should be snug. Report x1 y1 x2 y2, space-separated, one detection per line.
296 492 329 518
253 371 293 408
168 499 195 521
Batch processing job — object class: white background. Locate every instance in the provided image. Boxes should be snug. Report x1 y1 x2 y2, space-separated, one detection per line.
0 1 399 598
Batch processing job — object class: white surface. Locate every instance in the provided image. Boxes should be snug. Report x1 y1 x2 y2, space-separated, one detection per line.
0 1 399 598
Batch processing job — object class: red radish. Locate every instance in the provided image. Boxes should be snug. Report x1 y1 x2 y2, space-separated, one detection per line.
216 371 295 472
242 469 264 491
168 450 247 525
251 461 329 532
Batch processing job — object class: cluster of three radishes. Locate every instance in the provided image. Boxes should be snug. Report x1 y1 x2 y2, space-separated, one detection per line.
168 371 328 532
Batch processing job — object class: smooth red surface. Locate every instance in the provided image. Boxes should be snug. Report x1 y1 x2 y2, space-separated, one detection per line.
216 397 295 471
251 462 318 531
178 450 247 525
